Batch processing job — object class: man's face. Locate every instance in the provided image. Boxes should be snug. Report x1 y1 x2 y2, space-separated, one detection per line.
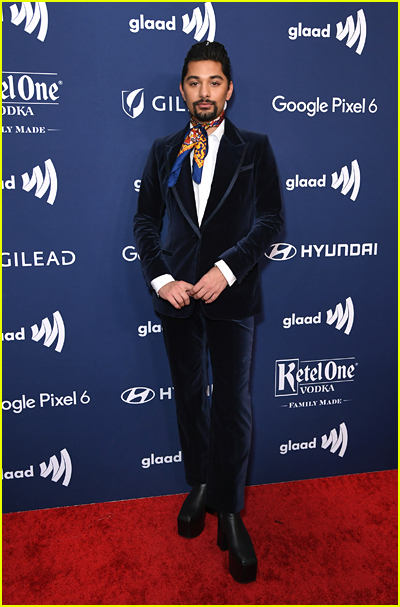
180 60 233 123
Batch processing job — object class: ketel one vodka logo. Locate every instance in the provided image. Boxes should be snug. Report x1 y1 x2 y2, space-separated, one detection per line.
275 357 356 397
8 2 49 42
2 72 62 118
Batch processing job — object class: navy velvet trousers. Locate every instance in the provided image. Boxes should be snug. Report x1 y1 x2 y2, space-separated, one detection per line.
159 302 254 513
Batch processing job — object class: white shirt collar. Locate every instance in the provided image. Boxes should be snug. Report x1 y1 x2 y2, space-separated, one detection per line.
208 118 225 141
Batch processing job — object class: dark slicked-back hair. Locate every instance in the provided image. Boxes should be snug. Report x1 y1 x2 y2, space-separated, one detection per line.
181 41 232 84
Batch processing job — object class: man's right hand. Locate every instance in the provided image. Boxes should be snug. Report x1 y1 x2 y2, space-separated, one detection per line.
158 281 194 309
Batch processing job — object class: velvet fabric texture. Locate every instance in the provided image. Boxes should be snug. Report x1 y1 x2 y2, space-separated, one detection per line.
133 117 283 320
160 303 254 513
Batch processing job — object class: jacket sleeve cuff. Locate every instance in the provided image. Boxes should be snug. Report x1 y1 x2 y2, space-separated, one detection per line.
214 260 236 286
151 274 175 296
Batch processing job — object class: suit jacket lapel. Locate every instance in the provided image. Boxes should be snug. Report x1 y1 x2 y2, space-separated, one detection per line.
164 118 248 234
166 125 200 236
201 118 248 228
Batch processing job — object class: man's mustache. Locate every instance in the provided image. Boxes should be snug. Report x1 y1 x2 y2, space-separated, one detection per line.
194 99 216 107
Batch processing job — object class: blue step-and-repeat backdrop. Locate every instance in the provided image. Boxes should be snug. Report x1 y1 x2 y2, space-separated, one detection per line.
2 2 397 513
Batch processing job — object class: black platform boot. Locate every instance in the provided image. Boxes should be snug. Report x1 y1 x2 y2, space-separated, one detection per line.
217 512 257 583
177 483 208 538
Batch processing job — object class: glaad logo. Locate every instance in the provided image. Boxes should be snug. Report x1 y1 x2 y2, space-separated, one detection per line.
129 3 216 42
121 387 156 404
182 2 216 42
141 450 182 469
266 242 378 260
31 310 65 353
21 158 57 204
326 297 354 335
9 2 48 42
39 448 72 486
321 422 348 457
331 160 360 201
285 159 361 201
138 321 162 337
3 464 34 480
279 422 348 457
283 297 354 335
287 9 366 55
336 10 367 55
275 357 356 397
122 87 186 120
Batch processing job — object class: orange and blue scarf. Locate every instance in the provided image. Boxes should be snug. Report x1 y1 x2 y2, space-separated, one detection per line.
167 111 225 187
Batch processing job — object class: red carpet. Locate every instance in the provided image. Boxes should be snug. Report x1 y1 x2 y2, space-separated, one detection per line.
2 470 397 605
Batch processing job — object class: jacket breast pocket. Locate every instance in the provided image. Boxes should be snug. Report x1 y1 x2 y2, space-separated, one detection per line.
239 163 254 173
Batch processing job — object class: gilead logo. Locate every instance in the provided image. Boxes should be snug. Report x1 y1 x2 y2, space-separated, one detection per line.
122 88 186 119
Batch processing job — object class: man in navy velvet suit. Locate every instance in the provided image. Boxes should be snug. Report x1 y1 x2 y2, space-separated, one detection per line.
133 41 282 583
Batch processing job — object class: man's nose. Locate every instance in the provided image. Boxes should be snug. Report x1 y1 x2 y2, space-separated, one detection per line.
199 83 211 98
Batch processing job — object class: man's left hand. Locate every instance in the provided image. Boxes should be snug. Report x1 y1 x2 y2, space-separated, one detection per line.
189 266 228 303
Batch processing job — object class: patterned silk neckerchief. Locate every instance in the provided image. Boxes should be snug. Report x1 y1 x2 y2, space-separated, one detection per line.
167 111 225 188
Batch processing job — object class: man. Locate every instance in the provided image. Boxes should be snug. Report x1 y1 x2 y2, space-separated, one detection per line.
133 41 282 583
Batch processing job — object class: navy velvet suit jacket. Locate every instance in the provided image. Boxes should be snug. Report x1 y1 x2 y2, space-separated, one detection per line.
133 117 283 320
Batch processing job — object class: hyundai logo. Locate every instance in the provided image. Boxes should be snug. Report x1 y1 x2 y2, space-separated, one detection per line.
121 387 155 404
265 243 297 261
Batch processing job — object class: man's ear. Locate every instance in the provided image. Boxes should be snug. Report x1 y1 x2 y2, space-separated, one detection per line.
179 83 186 102
226 81 234 102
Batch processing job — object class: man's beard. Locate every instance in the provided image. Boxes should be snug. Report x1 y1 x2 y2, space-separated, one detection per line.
192 100 218 123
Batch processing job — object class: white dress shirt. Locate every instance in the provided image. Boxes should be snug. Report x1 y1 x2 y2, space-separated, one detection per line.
151 120 236 294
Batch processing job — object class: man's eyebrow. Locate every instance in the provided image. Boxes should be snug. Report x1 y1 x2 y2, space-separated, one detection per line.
186 75 224 81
